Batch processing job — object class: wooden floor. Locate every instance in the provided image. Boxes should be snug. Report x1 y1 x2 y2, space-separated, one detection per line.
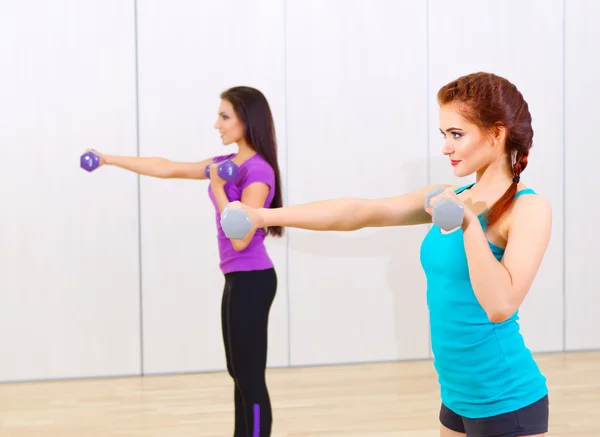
0 351 598 436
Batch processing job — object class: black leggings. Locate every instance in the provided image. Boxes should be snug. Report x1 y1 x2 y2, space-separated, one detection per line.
440 395 549 437
221 268 277 437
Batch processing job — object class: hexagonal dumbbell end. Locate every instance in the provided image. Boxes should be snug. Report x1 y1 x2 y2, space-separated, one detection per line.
425 186 445 209
81 151 100 172
432 198 464 231
220 206 253 240
218 160 239 181
205 160 239 182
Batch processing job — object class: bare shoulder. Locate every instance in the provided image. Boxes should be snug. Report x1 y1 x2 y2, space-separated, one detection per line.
507 190 552 237
512 191 552 218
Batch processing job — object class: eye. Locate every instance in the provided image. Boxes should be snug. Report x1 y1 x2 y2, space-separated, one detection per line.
439 131 463 139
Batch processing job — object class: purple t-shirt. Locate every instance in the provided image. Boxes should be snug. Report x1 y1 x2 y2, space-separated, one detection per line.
208 153 276 274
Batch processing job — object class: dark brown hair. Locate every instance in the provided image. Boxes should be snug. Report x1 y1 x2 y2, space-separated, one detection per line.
437 72 532 227
220 86 283 237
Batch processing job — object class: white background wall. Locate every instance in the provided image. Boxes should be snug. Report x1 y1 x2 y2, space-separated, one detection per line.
1 0 598 383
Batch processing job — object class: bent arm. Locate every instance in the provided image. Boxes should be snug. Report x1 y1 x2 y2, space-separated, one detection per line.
230 182 271 251
105 154 213 179
462 194 552 322
259 184 449 231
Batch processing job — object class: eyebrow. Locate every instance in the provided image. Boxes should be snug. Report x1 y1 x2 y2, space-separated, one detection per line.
439 127 463 133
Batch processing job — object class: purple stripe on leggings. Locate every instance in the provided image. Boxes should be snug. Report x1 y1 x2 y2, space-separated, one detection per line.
253 403 260 437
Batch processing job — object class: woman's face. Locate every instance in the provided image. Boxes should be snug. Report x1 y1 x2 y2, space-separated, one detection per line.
438 103 504 177
214 99 245 146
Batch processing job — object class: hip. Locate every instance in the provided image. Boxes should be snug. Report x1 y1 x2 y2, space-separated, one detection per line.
223 267 278 296
218 238 273 274
440 393 549 435
436 362 547 419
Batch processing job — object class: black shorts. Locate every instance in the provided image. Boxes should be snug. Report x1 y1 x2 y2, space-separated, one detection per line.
440 395 549 437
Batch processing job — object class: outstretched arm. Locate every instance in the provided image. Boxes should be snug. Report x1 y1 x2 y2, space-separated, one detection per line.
98 150 213 179
244 184 453 232
462 194 552 322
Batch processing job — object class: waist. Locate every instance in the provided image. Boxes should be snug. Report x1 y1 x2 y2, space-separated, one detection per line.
217 235 273 274
431 319 546 417
431 317 532 370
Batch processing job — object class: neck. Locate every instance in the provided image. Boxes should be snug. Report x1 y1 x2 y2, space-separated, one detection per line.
235 140 256 160
475 156 513 191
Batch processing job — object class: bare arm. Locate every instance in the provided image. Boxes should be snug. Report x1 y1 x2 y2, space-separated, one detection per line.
103 153 214 179
462 194 552 322
258 184 452 231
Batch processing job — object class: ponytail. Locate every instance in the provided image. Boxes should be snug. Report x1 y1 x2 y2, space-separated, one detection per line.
483 152 529 227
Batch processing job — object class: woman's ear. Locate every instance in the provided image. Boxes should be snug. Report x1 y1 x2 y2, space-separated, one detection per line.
491 123 507 148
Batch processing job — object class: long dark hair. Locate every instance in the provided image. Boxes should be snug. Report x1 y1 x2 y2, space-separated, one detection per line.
220 86 283 237
437 72 533 227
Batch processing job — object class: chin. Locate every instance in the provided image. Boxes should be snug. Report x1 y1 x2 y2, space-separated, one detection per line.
452 165 472 178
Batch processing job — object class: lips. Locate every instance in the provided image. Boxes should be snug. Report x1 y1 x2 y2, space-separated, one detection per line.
450 159 461 166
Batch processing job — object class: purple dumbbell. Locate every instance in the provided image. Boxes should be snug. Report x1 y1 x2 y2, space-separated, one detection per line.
205 160 239 181
81 151 100 172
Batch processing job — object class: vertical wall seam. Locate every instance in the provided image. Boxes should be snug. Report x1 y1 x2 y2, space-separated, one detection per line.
562 0 567 353
283 0 291 368
426 0 432 360
133 0 144 375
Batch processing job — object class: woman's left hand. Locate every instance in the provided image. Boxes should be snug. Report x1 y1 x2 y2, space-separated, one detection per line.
209 162 227 187
426 187 477 227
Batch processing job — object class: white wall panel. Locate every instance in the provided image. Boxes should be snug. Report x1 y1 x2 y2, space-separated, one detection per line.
565 0 600 351
286 0 430 366
0 0 140 381
429 0 564 352
3 0 599 384
136 0 288 374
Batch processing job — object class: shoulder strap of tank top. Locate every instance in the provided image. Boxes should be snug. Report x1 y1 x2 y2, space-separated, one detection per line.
453 184 535 199
514 188 536 199
454 182 475 194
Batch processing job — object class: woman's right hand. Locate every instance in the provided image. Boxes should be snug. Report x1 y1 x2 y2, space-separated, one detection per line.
85 148 107 167
224 201 266 230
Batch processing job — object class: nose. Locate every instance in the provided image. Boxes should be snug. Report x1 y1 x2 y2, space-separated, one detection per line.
442 141 454 156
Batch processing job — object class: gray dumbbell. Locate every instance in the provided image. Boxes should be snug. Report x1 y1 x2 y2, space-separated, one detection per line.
425 187 464 231
425 187 445 210
220 206 253 239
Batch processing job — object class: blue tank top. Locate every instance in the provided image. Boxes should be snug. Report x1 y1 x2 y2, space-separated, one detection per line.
419 183 548 419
